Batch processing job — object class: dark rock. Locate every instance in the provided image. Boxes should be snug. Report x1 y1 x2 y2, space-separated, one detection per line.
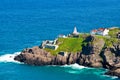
14 36 120 78
105 68 120 77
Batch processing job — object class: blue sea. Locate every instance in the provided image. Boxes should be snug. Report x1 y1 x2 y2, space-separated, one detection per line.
0 0 120 80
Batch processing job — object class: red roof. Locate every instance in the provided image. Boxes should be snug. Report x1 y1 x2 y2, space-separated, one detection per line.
92 29 97 32
98 28 105 31
91 28 106 33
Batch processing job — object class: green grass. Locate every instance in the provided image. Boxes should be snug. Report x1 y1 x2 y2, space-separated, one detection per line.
104 38 119 47
44 28 120 55
57 38 84 52
94 34 119 47
109 28 120 38
45 37 84 55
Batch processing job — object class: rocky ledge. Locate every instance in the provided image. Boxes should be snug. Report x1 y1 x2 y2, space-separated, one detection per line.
14 35 120 78
105 68 120 77
14 46 103 67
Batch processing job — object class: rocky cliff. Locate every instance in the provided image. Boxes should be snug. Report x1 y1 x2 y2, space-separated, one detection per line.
14 35 120 77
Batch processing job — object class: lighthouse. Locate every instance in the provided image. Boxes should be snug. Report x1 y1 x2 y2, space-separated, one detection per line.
73 27 79 35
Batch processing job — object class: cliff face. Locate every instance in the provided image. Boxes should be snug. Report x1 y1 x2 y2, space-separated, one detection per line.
14 46 80 65
14 46 104 67
14 35 120 77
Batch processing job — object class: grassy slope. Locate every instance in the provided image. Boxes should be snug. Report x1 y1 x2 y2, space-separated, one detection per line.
45 28 120 55
106 28 120 47
57 38 84 52
94 35 118 47
45 37 84 55
109 28 120 38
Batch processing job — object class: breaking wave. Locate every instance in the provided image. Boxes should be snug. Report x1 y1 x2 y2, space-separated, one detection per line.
62 64 118 79
104 75 118 79
61 63 87 69
0 52 21 63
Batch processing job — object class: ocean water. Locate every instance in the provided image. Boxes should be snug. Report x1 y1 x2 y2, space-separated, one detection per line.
0 0 120 80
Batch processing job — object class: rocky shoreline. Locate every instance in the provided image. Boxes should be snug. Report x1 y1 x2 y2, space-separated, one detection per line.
14 35 120 78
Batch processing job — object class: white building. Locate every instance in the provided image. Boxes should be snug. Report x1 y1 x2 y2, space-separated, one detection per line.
102 29 109 36
44 44 58 50
41 39 58 50
73 27 79 35
58 34 66 38
91 28 109 36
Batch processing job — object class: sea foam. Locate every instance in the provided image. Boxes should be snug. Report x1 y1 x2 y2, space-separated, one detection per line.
0 52 21 63
103 75 118 79
62 63 86 69
60 63 87 74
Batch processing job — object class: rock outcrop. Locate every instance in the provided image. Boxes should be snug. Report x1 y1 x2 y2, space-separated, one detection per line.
14 46 80 65
105 68 120 77
14 35 120 78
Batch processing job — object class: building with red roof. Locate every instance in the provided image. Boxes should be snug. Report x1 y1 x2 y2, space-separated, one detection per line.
91 28 109 36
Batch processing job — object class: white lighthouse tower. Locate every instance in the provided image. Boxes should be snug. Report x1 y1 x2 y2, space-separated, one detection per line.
73 27 79 35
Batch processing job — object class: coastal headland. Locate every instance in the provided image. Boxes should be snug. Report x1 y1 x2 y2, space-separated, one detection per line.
14 27 120 77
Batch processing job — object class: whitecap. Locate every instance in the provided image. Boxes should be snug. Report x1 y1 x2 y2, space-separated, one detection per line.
111 76 118 79
103 75 118 79
61 63 86 69
60 63 88 74
0 52 21 63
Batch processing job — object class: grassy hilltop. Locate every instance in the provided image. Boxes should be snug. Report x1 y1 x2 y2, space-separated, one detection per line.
45 35 85 55
44 28 120 55
108 27 120 38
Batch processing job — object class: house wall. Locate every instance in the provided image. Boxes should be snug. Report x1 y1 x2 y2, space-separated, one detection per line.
45 44 58 50
90 31 96 35
103 29 109 36
90 29 109 36
96 31 103 35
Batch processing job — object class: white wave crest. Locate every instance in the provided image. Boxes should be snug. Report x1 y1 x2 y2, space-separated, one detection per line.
0 52 21 63
61 63 87 74
111 76 118 79
62 63 86 69
103 75 118 79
